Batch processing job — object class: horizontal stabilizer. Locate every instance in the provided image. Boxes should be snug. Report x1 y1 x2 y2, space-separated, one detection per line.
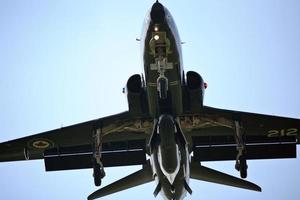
88 164 154 200
190 162 261 192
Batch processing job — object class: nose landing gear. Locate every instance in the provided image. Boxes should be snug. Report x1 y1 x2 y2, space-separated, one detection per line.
157 71 168 99
149 31 173 100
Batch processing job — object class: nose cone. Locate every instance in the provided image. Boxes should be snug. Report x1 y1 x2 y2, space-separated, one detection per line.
150 2 165 23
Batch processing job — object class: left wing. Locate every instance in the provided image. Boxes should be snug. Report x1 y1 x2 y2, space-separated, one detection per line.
0 112 153 169
181 106 300 161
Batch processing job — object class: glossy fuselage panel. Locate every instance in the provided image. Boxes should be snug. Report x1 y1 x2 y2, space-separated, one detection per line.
151 138 189 200
141 3 184 118
141 3 189 200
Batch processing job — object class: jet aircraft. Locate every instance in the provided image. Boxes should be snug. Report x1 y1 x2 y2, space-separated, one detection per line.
1 1 300 200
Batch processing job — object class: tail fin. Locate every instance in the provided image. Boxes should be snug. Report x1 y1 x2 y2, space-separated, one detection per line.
88 164 153 200
190 162 261 192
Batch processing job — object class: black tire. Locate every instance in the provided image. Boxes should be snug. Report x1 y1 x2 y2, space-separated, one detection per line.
239 156 248 179
159 78 167 99
93 162 102 186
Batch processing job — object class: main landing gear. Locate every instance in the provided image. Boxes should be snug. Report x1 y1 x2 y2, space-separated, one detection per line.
234 121 248 179
93 128 106 186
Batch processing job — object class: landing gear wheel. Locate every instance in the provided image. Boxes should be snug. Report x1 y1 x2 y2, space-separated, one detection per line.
93 162 102 186
171 193 176 200
239 156 248 179
158 78 167 99
93 159 105 186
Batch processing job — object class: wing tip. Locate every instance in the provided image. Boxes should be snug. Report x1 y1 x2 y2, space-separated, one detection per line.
255 185 262 192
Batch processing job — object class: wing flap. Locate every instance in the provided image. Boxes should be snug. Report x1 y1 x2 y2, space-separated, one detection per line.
44 139 147 171
193 143 296 162
192 135 296 146
44 149 147 171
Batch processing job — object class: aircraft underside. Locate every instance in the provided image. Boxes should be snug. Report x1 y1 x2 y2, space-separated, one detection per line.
0 1 299 200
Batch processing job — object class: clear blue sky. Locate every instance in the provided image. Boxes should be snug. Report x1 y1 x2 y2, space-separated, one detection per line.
0 0 300 199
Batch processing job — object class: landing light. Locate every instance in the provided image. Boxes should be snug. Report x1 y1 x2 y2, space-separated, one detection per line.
154 35 160 40
204 82 208 89
154 26 159 31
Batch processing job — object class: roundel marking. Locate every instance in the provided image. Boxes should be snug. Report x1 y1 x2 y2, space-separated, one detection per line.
29 139 54 149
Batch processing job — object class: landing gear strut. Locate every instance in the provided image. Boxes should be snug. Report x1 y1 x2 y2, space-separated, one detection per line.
93 128 106 186
157 75 168 99
156 56 168 99
234 121 248 178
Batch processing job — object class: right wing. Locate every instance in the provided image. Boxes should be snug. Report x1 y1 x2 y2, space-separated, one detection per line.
0 112 153 170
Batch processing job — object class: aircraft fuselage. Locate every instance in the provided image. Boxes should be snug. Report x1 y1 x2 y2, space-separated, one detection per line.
141 2 189 200
141 2 184 118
